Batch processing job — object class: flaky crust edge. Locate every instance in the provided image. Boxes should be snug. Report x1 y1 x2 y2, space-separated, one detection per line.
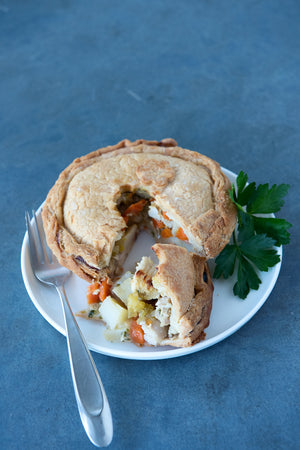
152 243 214 347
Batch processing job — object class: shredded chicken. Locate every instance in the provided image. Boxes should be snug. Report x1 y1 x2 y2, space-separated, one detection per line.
154 296 172 327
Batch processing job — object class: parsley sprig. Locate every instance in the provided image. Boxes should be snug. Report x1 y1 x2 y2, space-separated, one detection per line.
213 171 291 299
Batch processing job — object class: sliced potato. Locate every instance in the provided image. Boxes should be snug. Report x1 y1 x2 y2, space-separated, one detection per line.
99 296 128 329
112 275 133 305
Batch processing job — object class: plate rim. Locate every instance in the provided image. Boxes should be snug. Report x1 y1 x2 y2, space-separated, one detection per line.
20 167 282 360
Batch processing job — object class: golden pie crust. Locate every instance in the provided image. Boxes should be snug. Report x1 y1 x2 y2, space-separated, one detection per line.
152 244 213 347
42 138 236 282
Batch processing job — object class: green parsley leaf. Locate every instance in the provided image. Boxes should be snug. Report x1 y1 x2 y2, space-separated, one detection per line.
247 183 290 214
240 234 280 271
237 211 254 241
236 171 248 193
253 216 292 246
229 187 244 212
214 245 238 279
237 182 256 207
233 254 261 299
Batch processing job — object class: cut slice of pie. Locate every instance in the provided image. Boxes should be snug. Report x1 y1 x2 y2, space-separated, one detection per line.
77 244 214 347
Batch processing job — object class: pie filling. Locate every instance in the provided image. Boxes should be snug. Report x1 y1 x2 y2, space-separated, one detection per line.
77 254 211 347
110 190 195 275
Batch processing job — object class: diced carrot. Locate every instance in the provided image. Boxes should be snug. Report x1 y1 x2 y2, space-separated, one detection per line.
123 199 147 218
87 282 101 304
162 211 170 221
176 227 188 241
87 282 100 293
152 218 165 229
130 319 145 345
86 279 111 304
161 227 172 238
99 278 111 302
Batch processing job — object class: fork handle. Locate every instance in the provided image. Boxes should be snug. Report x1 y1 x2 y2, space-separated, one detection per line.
56 284 113 447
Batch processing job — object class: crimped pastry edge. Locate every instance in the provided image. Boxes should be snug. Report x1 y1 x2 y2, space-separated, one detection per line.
42 138 236 282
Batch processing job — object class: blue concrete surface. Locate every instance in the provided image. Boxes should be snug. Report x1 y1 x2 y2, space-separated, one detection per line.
1 1 299 449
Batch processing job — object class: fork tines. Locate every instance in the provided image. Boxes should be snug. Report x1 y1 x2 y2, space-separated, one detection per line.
25 210 53 265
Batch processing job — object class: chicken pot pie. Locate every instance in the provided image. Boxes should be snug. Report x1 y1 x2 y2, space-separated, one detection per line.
77 244 214 347
42 138 236 283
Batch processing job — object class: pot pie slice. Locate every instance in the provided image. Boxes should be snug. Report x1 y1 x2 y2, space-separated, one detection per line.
77 244 214 347
42 138 236 283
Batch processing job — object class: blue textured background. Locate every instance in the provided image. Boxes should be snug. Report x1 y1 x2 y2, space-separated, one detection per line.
1 1 299 449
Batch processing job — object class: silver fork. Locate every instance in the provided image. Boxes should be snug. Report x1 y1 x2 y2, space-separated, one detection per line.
25 210 113 447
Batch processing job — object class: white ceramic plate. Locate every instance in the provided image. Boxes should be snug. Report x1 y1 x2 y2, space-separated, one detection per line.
21 169 282 360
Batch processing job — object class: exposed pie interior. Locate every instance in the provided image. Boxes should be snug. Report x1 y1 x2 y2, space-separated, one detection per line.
76 244 214 347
